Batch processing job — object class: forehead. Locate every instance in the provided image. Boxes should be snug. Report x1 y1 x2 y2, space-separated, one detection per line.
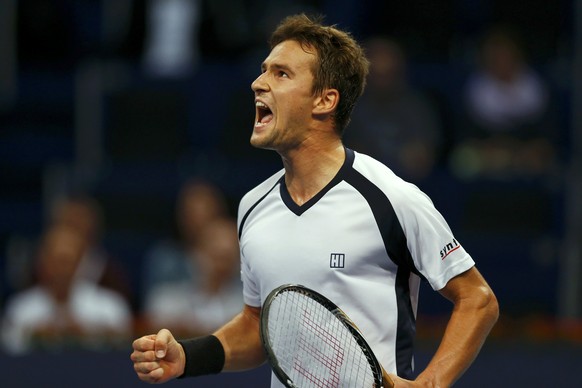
263 40 317 70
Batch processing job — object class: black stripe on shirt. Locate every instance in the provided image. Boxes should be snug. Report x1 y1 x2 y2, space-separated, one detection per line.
342 153 420 379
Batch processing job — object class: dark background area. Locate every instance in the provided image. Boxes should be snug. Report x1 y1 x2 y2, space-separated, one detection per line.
0 0 580 386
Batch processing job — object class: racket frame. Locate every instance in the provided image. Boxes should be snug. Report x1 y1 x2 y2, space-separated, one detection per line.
260 284 385 388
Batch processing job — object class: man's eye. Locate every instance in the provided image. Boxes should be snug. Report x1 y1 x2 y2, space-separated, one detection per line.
278 71 288 78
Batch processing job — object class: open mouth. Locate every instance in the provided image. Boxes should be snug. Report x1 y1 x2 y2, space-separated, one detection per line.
255 101 274 127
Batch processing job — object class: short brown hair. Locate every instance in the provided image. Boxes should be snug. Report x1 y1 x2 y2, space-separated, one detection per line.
269 14 369 134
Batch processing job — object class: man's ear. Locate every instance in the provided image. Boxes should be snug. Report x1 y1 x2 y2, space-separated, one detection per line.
313 88 339 116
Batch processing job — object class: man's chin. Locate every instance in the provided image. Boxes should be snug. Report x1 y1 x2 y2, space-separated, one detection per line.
251 143 275 152
250 135 271 150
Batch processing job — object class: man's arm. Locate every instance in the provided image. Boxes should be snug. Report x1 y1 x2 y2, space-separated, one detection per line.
130 304 265 384
214 304 266 371
391 266 499 387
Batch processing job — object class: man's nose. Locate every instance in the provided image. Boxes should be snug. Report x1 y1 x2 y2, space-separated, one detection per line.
251 72 268 93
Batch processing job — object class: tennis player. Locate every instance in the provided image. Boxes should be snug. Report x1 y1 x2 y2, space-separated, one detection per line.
131 14 499 387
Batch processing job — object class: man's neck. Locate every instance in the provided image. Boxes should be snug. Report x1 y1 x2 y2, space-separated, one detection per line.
281 140 345 206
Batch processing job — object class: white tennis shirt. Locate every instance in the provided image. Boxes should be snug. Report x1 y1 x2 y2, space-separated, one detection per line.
238 148 475 383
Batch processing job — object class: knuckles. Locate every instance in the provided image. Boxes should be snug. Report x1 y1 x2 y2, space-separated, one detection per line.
131 350 157 363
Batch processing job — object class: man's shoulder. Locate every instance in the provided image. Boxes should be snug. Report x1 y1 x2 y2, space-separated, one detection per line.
238 168 284 211
351 151 405 188
352 150 429 204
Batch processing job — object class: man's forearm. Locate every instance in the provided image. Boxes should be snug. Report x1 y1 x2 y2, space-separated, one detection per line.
213 305 266 372
417 277 499 386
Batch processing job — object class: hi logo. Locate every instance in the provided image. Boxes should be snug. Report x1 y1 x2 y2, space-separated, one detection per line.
330 253 345 268
440 238 460 260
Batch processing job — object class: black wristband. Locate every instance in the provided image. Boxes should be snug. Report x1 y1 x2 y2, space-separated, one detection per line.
177 335 225 378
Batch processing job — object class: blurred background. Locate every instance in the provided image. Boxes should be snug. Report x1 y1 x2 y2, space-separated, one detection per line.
0 0 580 386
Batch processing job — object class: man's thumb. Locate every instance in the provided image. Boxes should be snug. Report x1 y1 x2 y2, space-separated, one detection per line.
154 328 173 358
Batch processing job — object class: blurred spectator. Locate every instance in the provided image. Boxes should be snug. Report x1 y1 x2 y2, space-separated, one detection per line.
343 36 442 181
142 217 242 337
1 224 132 354
453 26 557 178
49 195 133 307
142 0 201 78
140 179 230 300
1 194 133 311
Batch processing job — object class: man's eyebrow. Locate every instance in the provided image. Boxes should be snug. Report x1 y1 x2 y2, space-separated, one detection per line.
261 62 294 75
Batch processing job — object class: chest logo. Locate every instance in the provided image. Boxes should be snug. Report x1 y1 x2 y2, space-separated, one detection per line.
330 253 345 268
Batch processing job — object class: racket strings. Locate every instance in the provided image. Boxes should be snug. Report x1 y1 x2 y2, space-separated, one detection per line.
267 290 378 387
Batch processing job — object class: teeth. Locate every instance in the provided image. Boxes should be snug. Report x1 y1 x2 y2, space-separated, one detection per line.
256 101 268 109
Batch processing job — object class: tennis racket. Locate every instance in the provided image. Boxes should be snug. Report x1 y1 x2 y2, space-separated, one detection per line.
260 284 393 388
